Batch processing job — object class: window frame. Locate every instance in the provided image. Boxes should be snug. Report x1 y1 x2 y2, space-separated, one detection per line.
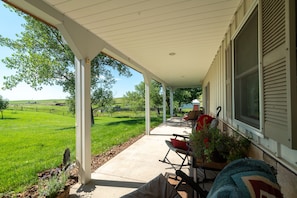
231 3 263 135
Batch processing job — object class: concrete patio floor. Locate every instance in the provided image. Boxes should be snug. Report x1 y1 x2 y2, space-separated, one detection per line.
70 117 193 197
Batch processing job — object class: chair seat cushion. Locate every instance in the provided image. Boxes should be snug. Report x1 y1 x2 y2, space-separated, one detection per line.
170 138 189 151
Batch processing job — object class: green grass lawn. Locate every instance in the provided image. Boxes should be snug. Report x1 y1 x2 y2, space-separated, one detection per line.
0 105 162 195
0 110 75 194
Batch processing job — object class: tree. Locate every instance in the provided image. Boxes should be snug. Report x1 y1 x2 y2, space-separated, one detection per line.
123 81 202 115
123 80 162 115
0 95 9 119
149 81 163 115
91 88 114 115
170 87 202 109
0 6 131 122
123 91 144 115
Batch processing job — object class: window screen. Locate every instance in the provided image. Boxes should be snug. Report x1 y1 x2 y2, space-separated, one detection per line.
234 8 259 129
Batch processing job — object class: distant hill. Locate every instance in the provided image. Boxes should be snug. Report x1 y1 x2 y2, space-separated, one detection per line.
9 99 67 105
9 97 125 106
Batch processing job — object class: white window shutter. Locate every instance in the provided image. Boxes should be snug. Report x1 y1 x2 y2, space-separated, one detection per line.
262 0 297 148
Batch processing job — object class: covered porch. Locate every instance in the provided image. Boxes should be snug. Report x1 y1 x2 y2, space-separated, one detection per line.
3 0 297 197
2 0 241 185
70 117 193 197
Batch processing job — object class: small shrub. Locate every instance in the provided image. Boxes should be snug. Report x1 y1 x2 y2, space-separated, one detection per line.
38 171 69 198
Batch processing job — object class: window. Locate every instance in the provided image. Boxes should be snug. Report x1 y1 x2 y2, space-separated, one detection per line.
204 82 210 114
234 8 259 129
225 44 232 120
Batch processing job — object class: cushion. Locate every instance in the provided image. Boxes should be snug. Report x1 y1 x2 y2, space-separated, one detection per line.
170 138 189 151
196 114 214 131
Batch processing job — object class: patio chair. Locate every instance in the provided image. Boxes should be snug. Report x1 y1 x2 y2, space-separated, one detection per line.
182 110 201 127
159 133 192 172
159 107 221 173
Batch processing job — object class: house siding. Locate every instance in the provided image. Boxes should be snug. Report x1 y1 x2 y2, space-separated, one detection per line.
202 0 297 196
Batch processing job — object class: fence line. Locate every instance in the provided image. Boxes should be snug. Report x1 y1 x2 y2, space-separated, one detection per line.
8 105 71 117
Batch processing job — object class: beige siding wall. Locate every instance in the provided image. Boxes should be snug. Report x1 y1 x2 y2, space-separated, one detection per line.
202 0 297 196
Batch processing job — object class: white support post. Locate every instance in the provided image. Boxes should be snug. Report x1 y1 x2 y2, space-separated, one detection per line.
75 57 91 184
162 84 167 123
170 88 174 117
143 74 151 135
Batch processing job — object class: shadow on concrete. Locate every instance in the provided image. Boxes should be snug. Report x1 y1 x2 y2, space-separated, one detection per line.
72 179 146 194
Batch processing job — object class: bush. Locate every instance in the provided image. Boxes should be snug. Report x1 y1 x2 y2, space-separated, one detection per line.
38 170 69 198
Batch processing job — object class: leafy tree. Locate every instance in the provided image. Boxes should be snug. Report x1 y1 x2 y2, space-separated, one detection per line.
149 81 163 115
123 81 202 115
123 80 163 115
91 88 114 115
0 6 131 122
0 95 9 119
170 87 202 109
123 91 144 115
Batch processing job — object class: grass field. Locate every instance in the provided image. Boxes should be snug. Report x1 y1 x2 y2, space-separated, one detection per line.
0 100 162 195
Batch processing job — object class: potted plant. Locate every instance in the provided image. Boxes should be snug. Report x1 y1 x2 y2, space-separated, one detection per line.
189 126 250 163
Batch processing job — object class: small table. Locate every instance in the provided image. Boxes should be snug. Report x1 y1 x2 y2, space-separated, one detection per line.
192 157 228 196
193 157 228 171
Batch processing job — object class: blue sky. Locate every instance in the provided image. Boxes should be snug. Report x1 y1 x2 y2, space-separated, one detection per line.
0 2 143 101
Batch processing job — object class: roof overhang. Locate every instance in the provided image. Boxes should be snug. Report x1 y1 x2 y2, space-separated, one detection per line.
3 0 241 88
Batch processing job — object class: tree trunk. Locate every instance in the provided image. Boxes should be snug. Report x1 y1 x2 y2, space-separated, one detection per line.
91 106 94 126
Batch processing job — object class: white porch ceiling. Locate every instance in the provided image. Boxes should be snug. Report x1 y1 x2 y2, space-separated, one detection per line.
4 0 241 88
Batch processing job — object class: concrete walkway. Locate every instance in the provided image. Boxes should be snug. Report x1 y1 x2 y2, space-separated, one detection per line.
70 117 192 197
